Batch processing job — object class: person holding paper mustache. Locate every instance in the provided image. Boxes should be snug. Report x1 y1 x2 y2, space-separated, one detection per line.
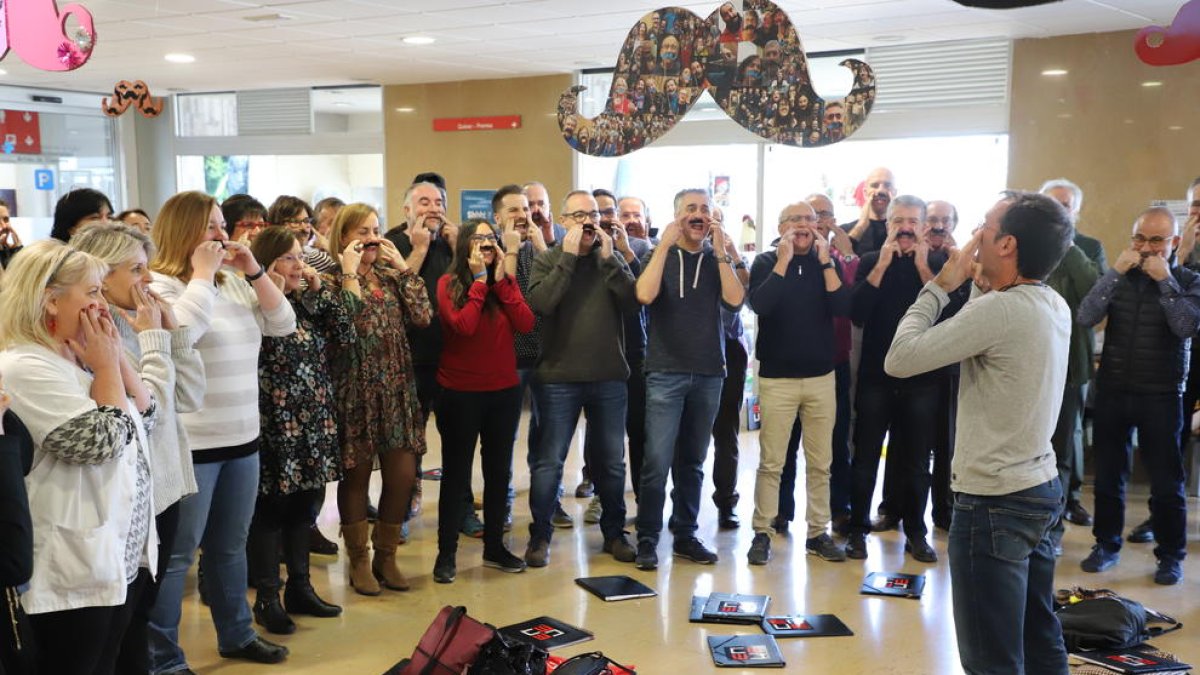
846 195 967 564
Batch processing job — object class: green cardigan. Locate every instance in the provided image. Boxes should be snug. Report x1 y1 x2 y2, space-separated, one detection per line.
1046 244 1100 386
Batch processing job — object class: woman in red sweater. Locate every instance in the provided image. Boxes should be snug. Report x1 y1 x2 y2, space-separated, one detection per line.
434 219 534 583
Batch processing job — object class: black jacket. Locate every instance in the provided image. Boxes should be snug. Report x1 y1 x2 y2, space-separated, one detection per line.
0 412 33 588
1097 266 1199 395
749 249 851 378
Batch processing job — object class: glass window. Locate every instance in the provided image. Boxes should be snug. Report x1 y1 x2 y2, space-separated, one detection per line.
175 93 237 137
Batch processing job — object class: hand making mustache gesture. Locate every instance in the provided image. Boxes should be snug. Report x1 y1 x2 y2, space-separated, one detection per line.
933 229 984 293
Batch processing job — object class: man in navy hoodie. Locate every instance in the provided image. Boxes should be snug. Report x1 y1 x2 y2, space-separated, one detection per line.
746 201 851 565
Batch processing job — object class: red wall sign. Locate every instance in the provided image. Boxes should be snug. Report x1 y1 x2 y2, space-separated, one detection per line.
0 110 42 155
433 115 522 132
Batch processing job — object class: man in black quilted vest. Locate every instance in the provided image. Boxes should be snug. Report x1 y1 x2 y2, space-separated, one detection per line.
1077 206 1200 586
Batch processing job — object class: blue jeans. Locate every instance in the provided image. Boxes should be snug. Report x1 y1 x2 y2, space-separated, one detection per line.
950 478 1067 675
147 453 260 674
637 372 723 544
528 380 627 542
1091 390 1187 561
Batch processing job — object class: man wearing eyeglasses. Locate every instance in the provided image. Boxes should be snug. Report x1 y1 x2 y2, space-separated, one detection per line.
633 189 745 570
0 198 22 269
775 194 857 537
846 195 967 564
1077 207 1200 586
746 201 850 566
526 190 639 567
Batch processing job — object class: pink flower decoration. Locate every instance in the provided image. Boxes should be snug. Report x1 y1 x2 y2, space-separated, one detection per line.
57 41 85 68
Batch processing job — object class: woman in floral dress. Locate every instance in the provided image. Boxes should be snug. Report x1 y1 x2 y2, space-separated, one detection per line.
246 226 354 633
325 203 431 595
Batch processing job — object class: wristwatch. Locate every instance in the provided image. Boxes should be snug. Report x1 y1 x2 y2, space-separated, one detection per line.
734 260 748 270
718 254 733 264
821 261 835 270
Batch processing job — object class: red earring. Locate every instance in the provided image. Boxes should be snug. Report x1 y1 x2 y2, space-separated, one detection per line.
47 316 57 335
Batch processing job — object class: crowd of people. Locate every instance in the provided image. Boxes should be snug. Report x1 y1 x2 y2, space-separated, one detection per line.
0 167 1196 675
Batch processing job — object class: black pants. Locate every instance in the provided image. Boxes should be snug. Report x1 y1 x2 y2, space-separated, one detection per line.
247 489 323 590
626 358 647 499
436 386 521 558
850 380 938 539
115 502 182 674
710 338 747 511
931 373 958 528
29 568 150 675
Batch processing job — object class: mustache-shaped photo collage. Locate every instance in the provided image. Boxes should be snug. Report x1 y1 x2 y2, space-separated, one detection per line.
557 0 876 157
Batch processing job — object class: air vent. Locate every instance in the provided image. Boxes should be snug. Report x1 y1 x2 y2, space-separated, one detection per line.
236 88 312 136
866 38 1009 110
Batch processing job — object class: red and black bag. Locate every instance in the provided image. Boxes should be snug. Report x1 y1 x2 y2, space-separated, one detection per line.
389 605 496 675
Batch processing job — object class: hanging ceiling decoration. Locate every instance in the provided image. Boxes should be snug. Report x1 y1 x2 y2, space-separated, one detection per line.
947 1 1061 7
556 1 875 157
102 80 165 118
0 0 97 71
1136 0 1200 65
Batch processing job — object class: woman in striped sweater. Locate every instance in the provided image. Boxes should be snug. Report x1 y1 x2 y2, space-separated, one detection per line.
146 191 297 671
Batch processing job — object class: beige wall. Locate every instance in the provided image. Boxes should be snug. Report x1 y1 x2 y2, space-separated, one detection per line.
383 74 573 229
1009 30 1200 261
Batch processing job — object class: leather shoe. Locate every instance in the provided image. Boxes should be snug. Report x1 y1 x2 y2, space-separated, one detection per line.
1127 518 1154 544
846 532 868 560
308 524 339 555
870 515 899 532
219 636 289 664
1064 501 1093 527
905 538 938 563
718 509 740 530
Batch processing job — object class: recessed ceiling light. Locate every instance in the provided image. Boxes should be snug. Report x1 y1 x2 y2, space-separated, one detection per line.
165 53 195 64
874 35 904 43
1041 68 1068 76
395 107 415 113
1169 125 1184 131
1142 81 1163 87
0 68 7 75
1057 113 1072 119
243 12 291 22
402 36 436 45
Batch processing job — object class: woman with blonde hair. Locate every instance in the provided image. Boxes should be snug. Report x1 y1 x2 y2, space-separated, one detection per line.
0 239 157 674
145 191 296 671
326 203 431 595
70 222 206 672
244 226 352 633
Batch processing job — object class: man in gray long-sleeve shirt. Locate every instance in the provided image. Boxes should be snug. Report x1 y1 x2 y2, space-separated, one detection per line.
525 190 639 568
885 192 1073 675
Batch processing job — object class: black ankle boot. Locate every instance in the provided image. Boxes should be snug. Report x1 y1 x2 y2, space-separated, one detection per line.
253 591 296 635
282 522 342 617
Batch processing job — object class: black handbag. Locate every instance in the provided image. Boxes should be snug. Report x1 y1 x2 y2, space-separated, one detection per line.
1057 595 1182 651
553 652 635 675
468 631 548 675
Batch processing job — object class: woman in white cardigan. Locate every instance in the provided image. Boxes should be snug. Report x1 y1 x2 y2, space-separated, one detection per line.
145 191 296 671
70 223 209 673
0 239 158 675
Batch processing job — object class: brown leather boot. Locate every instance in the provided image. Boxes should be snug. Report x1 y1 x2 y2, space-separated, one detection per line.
371 521 411 591
341 520 380 596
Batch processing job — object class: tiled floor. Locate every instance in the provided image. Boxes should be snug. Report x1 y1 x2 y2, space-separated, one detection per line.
176 420 1200 674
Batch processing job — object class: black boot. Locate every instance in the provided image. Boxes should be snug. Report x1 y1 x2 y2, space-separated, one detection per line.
249 526 295 634
282 522 342 618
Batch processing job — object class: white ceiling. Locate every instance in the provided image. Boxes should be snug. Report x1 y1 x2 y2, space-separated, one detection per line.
0 0 1187 94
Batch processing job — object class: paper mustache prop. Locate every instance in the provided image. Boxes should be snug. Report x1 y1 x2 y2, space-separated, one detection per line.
0 0 97 71
557 1 875 157
102 80 165 118
1136 0 1200 66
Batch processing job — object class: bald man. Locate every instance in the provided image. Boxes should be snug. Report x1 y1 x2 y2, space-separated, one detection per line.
841 167 896 255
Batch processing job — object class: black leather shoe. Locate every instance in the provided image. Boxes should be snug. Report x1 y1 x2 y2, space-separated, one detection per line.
253 593 296 635
905 538 938 564
846 532 868 560
220 635 290 664
1127 518 1154 543
718 509 740 530
771 516 790 535
1064 501 1093 527
284 582 342 618
433 553 457 584
309 524 339 555
870 515 899 532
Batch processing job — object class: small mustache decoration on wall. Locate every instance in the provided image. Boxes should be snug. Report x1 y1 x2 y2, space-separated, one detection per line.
557 0 876 157
1136 0 1200 66
102 80 165 118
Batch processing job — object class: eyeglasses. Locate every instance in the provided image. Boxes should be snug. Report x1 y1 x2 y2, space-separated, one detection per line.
927 216 955 226
283 217 315 226
780 214 816 224
1131 234 1170 246
598 208 616 218
814 210 834 220
469 234 498 243
563 210 600 222
236 220 266 229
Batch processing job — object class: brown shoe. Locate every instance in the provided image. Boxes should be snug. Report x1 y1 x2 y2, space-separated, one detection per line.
372 521 411 591
341 520 380 596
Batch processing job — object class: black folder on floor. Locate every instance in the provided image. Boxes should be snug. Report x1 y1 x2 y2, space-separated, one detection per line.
760 614 853 638
497 616 594 651
574 575 656 601
1072 648 1191 674
707 634 785 668
688 593 770 624
860 572 926 599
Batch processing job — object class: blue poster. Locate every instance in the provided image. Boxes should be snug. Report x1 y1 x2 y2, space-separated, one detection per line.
460 189 494 224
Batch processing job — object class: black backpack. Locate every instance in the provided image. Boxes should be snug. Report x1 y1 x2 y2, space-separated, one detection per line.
1057 595 1182 651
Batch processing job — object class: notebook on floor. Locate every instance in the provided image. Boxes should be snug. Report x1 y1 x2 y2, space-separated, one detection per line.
698 593 770 624
574 575 657 602
760 614 853 638
497 616 594 651
707 634 785 668
860 572 926 599
1071 648 1191 674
